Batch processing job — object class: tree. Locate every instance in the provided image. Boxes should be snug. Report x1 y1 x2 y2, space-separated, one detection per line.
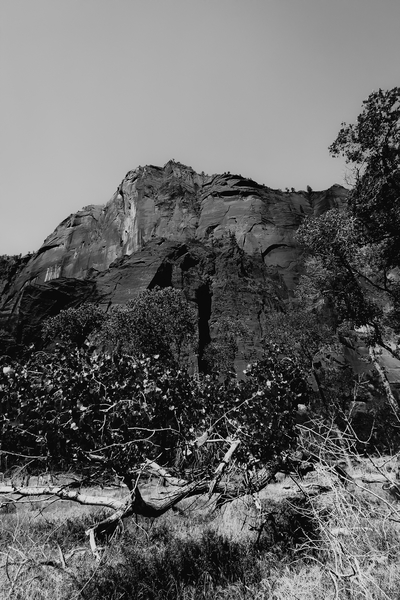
202 316 250 375
261 299 354 416
0 344 312 553
329 87 400 272
297 87 400 417
297 213 400 415
298 87 400 342
42 304 106 349
99 287 197 365
296 209 383 330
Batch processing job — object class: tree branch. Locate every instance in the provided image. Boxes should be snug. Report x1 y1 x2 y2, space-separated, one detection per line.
0 484 125 511
0 458 284 557
208 438 240 496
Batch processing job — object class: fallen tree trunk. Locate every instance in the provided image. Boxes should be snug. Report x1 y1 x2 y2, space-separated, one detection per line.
0 458 284 554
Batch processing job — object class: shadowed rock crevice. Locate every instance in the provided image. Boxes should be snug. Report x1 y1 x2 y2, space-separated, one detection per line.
148 262 173 289
196 283 212 373
262 244 290 259
16 279 99 345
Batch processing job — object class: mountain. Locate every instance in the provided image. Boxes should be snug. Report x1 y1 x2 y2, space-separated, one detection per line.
0 160 348 361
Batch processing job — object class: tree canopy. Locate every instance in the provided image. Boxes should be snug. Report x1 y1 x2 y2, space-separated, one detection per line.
42 304 106 348
296 87 400 422
298 87 400 352
98 287 197 365
0 343 311 545
330 87 400 269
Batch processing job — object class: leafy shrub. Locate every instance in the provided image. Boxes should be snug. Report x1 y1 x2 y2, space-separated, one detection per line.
0 343 311 475
42 304 106 348
202 316 250 374
0 254 31 282
99 287 197 365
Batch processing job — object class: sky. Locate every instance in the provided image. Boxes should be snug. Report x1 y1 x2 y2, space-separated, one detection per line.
1 0 400 256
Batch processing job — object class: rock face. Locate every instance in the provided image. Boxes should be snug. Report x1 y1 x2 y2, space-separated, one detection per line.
0 160 348 355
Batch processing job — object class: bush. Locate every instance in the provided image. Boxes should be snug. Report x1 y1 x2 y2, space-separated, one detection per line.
99 287 197 365
42 304 106 348
0 344 311 475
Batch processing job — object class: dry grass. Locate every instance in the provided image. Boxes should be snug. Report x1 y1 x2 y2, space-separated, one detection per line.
2 457 400 599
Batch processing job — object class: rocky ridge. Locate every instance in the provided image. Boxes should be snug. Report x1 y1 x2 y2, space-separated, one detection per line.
0 160 348 358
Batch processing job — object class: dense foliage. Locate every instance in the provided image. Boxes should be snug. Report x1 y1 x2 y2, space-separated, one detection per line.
95 287 197 365
297 87 400 355
0 254 27 282
0 343 310 476
330 87 400 260
42 304 106 348
202 316 250 374
261 300 355 418
291 87 400 449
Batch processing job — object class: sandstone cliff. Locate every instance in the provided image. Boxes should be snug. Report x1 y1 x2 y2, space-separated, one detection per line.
0 160 348 354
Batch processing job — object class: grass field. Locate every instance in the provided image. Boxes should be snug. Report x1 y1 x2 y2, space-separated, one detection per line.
2 458 400 599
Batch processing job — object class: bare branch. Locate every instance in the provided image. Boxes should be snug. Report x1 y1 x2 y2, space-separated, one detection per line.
208 438 240 496
142 459 188 487
0 485 125 511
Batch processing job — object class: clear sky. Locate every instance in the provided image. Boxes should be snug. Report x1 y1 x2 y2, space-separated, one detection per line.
1 0 400 255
